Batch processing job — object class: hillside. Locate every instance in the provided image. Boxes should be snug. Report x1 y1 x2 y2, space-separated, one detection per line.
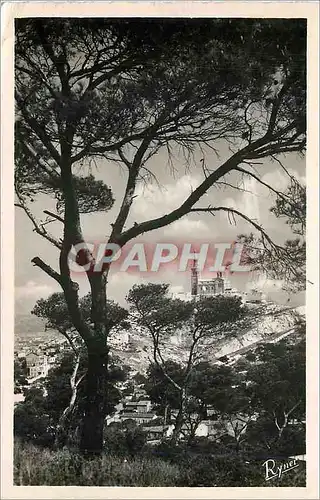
110 302 305 372
15 314 61 349
15 301 305 368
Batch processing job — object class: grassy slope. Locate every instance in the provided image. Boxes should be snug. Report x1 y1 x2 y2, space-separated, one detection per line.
14 439 306 487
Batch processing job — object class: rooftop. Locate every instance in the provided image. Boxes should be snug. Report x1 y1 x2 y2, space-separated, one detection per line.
143 425 168 433
120 412 155 419
125 400 150 406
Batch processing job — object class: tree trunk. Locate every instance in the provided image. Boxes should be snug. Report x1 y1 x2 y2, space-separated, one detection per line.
80 269 110 455
80 349 108 455
55 354 84 449
277 414 288 441
54 389 77 449
170 390 186 445
170 410 184 445
187 419 202 445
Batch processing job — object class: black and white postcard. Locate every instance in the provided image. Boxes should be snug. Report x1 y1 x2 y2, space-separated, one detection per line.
1 2 319 498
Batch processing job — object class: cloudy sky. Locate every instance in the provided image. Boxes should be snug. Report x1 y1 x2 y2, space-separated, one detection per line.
15 141 306 316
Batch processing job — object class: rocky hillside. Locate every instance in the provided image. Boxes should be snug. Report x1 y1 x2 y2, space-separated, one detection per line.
15 314 60 350
15 313 47 336
211 303 304 359
110 302 305 373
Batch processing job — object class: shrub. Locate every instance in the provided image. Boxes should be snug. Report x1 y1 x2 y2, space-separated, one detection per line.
152 440 188 464
177 455 262 487
14 402 55 448
14 439 179 486
103 421 147 457
14 440 82 486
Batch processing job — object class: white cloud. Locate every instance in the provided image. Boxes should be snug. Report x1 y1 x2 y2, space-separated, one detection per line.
220 176 261 222
246 275 284 292
15 280 60 314
132 175 200 221
262 168 306 192
107 272 144 305
218 166 306 240
162 218 210 238
15 280 57 299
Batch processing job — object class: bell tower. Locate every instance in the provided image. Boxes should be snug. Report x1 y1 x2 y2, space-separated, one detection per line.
191 259 199 297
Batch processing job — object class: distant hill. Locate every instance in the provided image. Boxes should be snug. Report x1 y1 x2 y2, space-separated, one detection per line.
111 302 306 372
15 302 305 370
15 313 60 347
15 313 47 335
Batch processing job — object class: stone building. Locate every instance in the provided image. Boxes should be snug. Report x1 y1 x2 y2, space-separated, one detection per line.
25 352 49 379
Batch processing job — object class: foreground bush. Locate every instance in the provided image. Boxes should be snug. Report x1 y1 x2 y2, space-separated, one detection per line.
103 421 147 457
14 439 306 486
176 455 261 487
14 439 179 486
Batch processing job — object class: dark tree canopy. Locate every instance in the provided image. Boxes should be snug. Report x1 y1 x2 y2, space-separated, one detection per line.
239 177 306 291
15 18 306 230
128 282 247 442
32 291 129 335
14 350 127 447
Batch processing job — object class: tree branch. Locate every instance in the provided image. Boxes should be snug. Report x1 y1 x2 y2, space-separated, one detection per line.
71 132 146 164
31 256 63 285
110 117 167 242
116 128 291 247
133 301 182 392
190 205 279 249
15 192 62 250
117 152 242 246
57 328 79 355
43 210 65 223
15 91 61 165
266 81 291 136
286 399 302 418
235 165 295 206
17 138 60 181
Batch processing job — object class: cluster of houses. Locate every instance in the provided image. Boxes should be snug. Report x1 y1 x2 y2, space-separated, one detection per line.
107 399 155 425
13 331 262 444
15 346 58 382
14 346 59 405
108 331 134 351
15 346 296 447
105 389 226 444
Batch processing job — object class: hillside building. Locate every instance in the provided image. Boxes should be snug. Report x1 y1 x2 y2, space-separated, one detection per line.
172 261 263 304
119 411 156 425
25 351 49 379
